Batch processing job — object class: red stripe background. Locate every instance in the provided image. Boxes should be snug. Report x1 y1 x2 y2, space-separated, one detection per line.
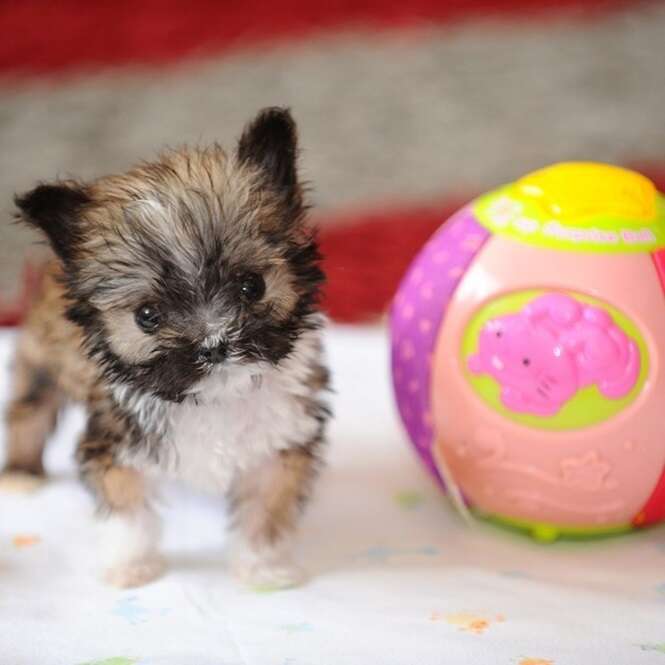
0 0 642 77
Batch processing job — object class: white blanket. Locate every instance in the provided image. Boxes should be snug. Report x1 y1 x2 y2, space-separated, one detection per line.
1 327 664 665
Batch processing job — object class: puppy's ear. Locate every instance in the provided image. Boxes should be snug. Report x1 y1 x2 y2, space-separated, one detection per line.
237 107 300 203
15 182 89 262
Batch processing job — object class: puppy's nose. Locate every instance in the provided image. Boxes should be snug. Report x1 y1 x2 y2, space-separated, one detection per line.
199 343 227 364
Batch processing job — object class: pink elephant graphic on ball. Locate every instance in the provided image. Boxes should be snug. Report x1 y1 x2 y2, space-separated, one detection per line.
468 293 641 416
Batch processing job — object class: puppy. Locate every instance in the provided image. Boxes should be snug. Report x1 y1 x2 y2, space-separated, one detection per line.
2 107 330 589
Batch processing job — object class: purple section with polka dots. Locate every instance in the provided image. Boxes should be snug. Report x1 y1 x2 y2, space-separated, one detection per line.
389 206 490 482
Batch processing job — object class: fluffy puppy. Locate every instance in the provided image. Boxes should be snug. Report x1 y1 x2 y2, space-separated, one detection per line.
2 107 330 589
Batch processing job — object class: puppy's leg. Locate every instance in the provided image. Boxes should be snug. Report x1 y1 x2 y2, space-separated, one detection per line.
227 442 322 590
93 465 164 589
2 353 60 483
77 426 164 588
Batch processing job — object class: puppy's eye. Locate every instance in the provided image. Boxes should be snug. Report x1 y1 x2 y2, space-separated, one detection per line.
238 272 265 302
135 304 161 333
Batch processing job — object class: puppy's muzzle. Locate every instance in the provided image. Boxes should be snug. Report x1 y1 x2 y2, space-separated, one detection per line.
198 342 228 365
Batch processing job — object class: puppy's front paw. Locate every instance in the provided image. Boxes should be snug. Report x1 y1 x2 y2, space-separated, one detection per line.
234 554 306 591
103 554 166 589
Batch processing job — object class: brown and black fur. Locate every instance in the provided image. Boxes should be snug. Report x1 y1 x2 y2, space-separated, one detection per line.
2 107 330 587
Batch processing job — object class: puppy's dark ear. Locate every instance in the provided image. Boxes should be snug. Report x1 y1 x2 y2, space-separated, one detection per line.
237 107 300 202
14 182 89 262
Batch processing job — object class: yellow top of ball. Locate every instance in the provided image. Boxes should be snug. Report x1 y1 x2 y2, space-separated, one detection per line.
473 162 665 253
513 162 657 225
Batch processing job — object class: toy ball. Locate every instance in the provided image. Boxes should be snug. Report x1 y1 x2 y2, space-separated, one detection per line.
390 162 665 540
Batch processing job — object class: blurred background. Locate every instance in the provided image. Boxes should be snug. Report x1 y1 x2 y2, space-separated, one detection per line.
0 0 664 324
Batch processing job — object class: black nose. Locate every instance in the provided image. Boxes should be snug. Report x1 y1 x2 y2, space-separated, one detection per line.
199 343 227 364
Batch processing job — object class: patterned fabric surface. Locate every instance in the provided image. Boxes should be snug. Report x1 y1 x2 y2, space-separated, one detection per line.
1 328 664 665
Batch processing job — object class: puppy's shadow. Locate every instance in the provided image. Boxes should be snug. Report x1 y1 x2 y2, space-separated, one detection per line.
166 550 229 573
